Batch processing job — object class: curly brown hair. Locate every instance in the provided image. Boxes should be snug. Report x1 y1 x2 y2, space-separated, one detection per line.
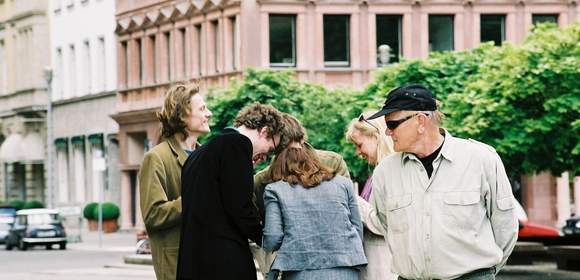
233 103 285 139
269 147 335 188
157 83 200 139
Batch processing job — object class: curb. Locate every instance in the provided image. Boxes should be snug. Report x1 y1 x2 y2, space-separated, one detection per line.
124 254 153 265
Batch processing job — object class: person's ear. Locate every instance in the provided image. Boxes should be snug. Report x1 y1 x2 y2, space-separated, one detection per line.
259 127 269 138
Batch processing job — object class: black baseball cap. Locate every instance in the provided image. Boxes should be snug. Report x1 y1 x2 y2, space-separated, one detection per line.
367 84 437 120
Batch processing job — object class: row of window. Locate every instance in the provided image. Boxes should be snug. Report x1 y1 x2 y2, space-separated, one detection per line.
54 36 108 99
271 13 559 67
120 16 238 88
118 12 559 88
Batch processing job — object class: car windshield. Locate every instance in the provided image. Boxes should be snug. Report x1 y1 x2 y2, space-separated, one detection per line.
0 208 16 216
26 213 60 225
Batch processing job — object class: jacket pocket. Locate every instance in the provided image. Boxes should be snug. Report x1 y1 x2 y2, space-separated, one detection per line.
443 191 482 231
161 246 178 280
385 194 412 233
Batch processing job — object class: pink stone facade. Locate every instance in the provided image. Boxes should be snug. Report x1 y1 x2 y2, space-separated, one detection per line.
114 0 578 228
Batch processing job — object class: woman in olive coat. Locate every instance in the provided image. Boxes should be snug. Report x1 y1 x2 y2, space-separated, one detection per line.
138 83 212 280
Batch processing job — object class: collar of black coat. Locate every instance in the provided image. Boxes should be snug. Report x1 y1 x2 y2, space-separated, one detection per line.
167 135 193 167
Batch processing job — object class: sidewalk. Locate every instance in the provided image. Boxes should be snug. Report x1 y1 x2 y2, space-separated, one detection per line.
68 228 137 253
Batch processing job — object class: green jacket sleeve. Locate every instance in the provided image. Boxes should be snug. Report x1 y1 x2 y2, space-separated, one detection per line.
253 166 271 221
139 152 182 232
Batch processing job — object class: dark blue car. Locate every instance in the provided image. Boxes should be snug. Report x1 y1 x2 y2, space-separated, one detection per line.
0 206 16 244
5 209 67 250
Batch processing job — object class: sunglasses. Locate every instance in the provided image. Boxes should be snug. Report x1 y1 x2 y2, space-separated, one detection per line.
385 113 420 130
358 114 380 132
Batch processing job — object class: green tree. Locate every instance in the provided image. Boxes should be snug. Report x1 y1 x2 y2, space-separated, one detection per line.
445 22 580 177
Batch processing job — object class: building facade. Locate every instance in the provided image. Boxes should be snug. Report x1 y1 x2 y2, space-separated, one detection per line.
49 0 121 212
114 0 578 228
0 0 51 205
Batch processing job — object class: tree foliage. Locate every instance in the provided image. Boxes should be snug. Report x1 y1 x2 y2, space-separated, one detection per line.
205 69 373 181
205 22 579 183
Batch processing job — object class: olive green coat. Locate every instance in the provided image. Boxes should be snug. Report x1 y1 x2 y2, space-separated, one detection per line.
138 136 188 280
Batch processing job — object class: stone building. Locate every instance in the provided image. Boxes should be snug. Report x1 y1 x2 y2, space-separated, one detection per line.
113 0 578 228
49 0 121 213
0 0 51 205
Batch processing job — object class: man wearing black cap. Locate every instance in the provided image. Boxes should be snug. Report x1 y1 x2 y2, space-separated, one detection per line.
366 84 518 279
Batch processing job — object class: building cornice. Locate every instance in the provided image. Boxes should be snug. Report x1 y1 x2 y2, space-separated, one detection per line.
5 10 47 24
110 107 158 126
52 91 117 107
115 0 241 35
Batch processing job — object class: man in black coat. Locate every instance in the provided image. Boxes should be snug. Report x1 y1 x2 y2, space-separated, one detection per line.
177 103 285 280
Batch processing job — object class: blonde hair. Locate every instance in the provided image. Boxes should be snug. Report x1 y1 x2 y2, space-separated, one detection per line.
346 111 395 164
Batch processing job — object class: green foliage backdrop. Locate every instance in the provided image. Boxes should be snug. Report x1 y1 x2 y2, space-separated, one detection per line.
205 22 579 183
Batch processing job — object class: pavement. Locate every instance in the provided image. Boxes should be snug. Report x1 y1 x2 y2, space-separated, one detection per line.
65 230 580 280
68 228 138 252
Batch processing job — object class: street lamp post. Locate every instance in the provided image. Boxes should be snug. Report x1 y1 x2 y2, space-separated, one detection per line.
43 67 54 209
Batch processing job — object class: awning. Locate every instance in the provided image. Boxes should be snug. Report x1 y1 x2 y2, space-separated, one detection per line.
0 132 45 163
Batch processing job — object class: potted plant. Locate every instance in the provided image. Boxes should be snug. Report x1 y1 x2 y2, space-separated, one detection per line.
92 202 120 233
22 200 44 209
83 202 99 231
9 200 25 210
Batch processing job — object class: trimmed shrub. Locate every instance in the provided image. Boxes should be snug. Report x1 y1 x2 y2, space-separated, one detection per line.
83 202 98 220
9 200 25 210
22 200 44 209
92 202 120 220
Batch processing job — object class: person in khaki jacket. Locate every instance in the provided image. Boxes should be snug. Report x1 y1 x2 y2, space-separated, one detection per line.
253 114 350 278
138 83 212 280
366 84 518 280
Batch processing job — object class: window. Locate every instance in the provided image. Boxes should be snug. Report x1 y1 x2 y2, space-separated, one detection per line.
55 48 63 98
179 28 187 78
211 20 219 73
83 40 91 93
532 14 558 25
269 15 296 67
97 37 106 91
163 32 171 81
376 15 402 65
148 35 156 83
136 38 143 85
429 15 454 52
120 41 128 88
194 24 202 76
0 40 5 95
480 15 505 46
69 44 76 96
230 16 238 70
323 15 350 67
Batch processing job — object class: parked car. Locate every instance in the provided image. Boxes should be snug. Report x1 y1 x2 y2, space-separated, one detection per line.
5 208 67 250
0 206 16 244
562 216 580 236
514 198 561 239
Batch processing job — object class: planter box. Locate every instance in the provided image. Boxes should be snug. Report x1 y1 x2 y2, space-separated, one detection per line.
86 219 118 233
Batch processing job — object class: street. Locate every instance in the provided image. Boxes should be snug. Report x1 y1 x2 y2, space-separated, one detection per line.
1 230 580 280
0 230 155 280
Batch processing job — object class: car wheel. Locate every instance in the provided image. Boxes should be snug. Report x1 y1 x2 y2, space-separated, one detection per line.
46 244 52 250
18 240 27 251
59 242 66 250
5 243 13 250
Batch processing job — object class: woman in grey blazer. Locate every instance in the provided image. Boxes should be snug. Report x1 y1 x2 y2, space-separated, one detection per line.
262 142 367 280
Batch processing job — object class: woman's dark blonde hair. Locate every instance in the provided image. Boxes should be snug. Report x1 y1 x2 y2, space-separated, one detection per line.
269 147 335 188
157 83 200 139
